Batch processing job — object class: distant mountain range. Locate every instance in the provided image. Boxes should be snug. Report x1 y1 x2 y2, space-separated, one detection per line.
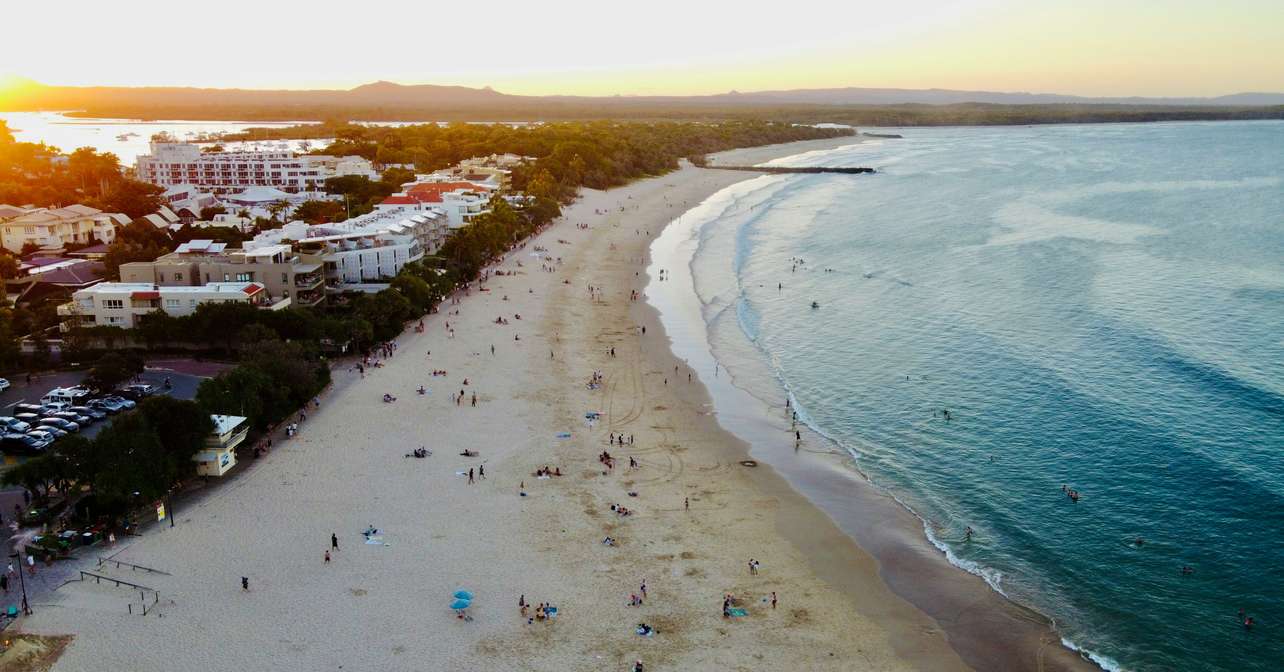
1 78 1281 124
683 87 1284 107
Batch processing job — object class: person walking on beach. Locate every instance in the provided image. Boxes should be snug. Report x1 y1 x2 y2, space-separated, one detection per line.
479 465 486 480
772 591 777 609
241 577 249 591
471 393 477 407
684 497 689 510
324 550 331 563
332 533 339 551
468 468 475 484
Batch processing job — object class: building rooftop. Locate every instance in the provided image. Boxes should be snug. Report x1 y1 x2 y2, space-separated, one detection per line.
175 239 229 255
210 414 248 436
82 281 264 296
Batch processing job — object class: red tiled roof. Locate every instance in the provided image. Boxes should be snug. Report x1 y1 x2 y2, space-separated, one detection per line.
131 291 160 300
404 181 491 201
242 283 263 295
380 195 420 206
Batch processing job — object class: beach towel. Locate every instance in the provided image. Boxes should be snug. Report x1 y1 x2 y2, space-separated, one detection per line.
546 607 558 617
556 432 572 439
727 608 748 617
365 536 390 546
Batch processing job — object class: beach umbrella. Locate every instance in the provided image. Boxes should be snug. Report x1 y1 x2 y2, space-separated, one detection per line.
453 590 474 600
450 598 472 610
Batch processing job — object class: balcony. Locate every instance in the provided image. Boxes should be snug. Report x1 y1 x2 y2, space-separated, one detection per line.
294 272 324 290
295 289 325 307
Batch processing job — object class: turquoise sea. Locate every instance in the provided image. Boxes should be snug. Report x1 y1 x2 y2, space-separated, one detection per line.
669 122 1284 671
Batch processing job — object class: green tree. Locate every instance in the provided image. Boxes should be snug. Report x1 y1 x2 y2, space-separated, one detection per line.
84 352 144 392
293 199 347 224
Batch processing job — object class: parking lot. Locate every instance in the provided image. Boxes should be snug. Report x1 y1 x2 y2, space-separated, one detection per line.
0 366 210 440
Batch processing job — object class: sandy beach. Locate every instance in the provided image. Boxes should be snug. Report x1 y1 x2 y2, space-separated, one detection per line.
16 136 973 671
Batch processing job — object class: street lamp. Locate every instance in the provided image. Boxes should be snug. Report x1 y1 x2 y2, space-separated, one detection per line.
8 552 29 616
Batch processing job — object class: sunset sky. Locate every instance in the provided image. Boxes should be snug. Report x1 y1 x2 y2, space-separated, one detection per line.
3 0 1281 96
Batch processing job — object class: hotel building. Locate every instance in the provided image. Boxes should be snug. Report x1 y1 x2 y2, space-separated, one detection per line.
135 142 377 194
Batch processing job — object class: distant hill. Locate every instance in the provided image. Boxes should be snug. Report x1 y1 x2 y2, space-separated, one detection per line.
2 79 1281 124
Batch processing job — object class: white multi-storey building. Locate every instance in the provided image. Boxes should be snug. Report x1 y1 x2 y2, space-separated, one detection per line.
376 181 494 229
243 207 448 292
58 281 289 330
0 204 126 253
135 142 377 194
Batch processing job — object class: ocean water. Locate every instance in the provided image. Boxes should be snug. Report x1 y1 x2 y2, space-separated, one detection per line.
674 122 1284 671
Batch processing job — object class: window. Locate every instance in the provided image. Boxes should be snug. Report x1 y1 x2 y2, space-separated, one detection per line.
103 299 124 310
235 273 251 282
281 273 288 283
175 272 183 281
165 299 180 308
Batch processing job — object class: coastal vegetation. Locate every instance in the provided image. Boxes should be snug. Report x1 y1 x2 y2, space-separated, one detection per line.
0 120 163 218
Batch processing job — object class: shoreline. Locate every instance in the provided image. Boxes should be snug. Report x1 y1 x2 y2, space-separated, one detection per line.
651 144 1101 670
12 133 1068 671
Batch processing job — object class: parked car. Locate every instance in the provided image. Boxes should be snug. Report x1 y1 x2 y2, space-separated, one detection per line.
88 398 123 414
1 432 50 455
69 405 107 421
54 410 92 426
26 429 56 443
12 403 44 415
118 384 156 401
106 396 136 410
34 425 68 439
0 416 32 433
0 378 10 392
39 417 79 433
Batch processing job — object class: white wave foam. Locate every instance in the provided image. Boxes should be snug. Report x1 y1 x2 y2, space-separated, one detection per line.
1060 636 1126 672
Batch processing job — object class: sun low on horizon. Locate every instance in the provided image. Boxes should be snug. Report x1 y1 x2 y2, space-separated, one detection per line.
2 0 1283 98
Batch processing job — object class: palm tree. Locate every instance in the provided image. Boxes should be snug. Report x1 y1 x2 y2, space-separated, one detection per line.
266 199 291 223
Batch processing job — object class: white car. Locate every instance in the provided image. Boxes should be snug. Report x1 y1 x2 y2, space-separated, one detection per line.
0 378 9 392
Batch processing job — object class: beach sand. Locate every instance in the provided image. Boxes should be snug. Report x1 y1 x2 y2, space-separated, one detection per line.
19 136 987 671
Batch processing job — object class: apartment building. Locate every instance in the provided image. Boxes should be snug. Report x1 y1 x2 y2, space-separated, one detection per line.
58 281 289 330
119 239 325 308
243 207 448 292
376 181 494 229
0 204 126 253
135 142 377 193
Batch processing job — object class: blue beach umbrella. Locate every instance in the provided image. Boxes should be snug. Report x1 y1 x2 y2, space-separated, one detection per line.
453 590 474 600
450 598 472 610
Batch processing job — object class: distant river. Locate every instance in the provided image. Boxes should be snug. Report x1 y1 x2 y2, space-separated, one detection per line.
665 121 1284 671
0 111 333 165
